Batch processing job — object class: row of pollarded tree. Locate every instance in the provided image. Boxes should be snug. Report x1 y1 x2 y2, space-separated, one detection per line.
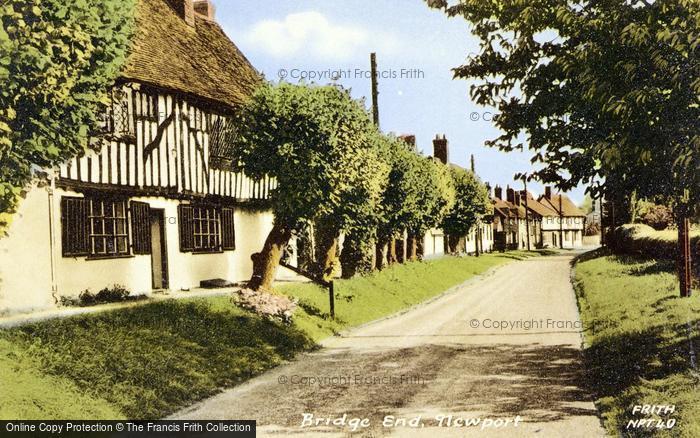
428 0 699 297
230 83 492 291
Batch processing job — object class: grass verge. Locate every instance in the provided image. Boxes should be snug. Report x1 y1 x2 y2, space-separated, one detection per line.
0 250 544 420
573 250 700 437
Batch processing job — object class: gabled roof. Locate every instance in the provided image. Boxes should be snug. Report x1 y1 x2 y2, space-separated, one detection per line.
492 198 525 219
538 194 586 217
120 0 262 109
520 191 559 217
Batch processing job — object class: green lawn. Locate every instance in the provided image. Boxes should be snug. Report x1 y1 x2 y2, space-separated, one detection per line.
0 251 544 420
573 250 700 437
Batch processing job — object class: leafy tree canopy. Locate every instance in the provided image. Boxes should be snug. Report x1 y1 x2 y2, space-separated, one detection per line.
231 82 387 234
441 166 492 237
429 0 699 210
0 0 135 221
407 157 456 236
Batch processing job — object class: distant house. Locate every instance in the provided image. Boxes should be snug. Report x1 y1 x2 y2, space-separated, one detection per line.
0 0 275 313
537 187 586 248
491 186 523 251
491 186 585 250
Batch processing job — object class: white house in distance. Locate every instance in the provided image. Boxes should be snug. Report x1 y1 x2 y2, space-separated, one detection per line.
0 0 276 314
537 187 586 248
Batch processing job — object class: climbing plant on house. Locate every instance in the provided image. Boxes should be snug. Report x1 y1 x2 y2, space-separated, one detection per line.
0 0 135 230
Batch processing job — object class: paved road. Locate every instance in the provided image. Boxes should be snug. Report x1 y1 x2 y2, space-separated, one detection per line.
173 254 607 437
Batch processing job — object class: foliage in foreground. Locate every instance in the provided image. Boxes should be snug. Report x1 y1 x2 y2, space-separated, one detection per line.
0 0 135 227
574 252 700 437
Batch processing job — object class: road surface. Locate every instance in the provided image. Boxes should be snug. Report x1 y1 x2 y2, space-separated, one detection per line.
173 253 607 437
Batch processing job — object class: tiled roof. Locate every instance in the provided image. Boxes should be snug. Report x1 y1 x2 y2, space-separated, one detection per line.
538 194 586 217
120 0 262 109
520 191 559 217
492 198 525 218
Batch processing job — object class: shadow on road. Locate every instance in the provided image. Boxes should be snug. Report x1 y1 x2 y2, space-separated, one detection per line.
233 342 598 432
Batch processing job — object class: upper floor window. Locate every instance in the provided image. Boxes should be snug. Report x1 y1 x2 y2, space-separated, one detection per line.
99 88 135 141
208 117 237 170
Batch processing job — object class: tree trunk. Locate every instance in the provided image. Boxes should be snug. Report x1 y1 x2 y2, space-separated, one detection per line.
678 215 692 297
407 232 419 261
387 239 397 264
314 222 339 281
249 223 292 291
375 239 388 270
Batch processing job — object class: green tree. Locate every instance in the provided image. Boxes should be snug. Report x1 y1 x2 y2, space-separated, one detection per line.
441 167 492 253
429 0 699 295
405 157 456 259
231 82 387 290
374 136 423 267
0 0 135 228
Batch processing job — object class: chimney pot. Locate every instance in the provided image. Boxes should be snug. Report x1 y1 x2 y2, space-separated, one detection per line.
432 135 449 165
545 186 552 199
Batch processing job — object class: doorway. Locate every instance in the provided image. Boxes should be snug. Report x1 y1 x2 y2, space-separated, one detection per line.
150 209 169 289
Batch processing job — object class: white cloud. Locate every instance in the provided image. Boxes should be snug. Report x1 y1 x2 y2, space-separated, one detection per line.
245 11 398 61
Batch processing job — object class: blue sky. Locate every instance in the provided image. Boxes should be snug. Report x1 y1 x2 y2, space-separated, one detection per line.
213 0 586 204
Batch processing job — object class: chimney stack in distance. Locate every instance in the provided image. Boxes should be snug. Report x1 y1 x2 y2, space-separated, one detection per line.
506 186 516 205
432 134 449 165
494 186 503 200
545 186 552 199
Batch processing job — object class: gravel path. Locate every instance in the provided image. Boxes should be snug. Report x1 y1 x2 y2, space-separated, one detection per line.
172 254 607 437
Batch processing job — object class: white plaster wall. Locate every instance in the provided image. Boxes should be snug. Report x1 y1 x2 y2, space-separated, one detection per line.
0 184 54 313
0 186 274 312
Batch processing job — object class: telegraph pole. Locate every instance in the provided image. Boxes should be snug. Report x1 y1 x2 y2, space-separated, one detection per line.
370 53 379 127
472 154 481 257
559 191 564 249
523 176 531 251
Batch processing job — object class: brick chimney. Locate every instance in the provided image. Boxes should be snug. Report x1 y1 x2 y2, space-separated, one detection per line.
167 0 195 26
494 185 502 200
194 0 215 20
545 186 552 199
485 182 492 197
506 186 516 205
432 134 449 164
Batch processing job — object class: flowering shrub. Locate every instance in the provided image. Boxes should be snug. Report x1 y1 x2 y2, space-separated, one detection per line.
232 289 297 323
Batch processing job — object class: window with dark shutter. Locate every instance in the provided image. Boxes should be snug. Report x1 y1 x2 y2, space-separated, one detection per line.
221 207 235 250
61 197 90 257
131 201 151 254
178 204 194 252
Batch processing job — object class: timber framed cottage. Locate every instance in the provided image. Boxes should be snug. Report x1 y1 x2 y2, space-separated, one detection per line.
0 0 275 313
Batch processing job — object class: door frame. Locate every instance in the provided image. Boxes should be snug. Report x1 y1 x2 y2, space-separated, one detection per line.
150 208 169 290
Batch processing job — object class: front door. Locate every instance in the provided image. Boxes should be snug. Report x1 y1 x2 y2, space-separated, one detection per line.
150 209 169 289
